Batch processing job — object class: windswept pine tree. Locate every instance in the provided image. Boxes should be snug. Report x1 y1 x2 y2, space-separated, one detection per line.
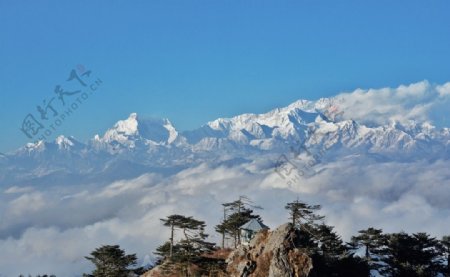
215 196 262 248
156 214 220 276
285 199 324 231
160 214 200 258
283 198 326 252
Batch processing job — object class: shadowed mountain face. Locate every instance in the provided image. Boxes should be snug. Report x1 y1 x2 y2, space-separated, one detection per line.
2 96 450 187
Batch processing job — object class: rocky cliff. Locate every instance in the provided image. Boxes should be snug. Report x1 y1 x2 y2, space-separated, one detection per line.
226 223 313 277
143 223 313 277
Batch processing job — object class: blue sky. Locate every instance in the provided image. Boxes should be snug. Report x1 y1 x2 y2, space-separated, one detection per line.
1 0 450 152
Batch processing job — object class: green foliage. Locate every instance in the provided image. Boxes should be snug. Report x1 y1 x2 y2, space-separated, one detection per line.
215 196 262 248
84 245 140 277
315 224 347 259
307 223 364 277
309 252 370 277
19 275 56 277
157 214 221 276
291 224 319 251
81 199 450 277
154 241 177 258
285 199 365 276
379 232 443 277
350 227 386 271
285 199 324 229
284 199 450 277
160 214 205 258
440 236 450 276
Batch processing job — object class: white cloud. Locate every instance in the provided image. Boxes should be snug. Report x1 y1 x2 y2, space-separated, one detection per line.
4 186 34 194
437 82 450 97
8 192 46 216
1 155 450 276
334 80 450 127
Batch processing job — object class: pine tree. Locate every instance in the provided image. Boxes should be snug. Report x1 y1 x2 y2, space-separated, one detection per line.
160 214 189 257
380 232 442 277
157 215 218 276
315 224 347 258
350 227 386 272
309 224 370 277
440 236 450 276
285 199 324 231
83 245 139 277
412 232 442 275
215 196 262 248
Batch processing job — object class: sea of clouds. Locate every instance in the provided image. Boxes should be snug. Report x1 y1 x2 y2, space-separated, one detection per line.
1 157 450 276
1 80 450 276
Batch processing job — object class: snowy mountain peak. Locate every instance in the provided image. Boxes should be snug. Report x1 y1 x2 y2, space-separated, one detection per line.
55 135 73 146
93 113 179 152
13 140 47 155
54 135 84 151
26 140 46 150
285 99 314 112
129 112 138 119
194 100 329 143
113 113 140 136
8 92 450 161
162 118 179 144
98 113 141 146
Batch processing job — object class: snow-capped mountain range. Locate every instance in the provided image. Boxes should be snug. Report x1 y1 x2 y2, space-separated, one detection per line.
2 97 449 187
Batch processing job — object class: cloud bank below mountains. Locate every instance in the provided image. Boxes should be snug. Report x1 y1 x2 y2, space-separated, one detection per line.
1 156 450 276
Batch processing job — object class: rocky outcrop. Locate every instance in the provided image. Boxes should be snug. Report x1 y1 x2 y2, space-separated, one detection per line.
141 266 167 277
141 249 231 277
142 224 312 277
226 223 313 277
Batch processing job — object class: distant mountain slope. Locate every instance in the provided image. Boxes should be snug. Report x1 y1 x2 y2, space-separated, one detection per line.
2 95 450 187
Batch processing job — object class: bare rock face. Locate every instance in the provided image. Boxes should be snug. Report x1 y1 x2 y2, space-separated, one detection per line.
226 223 313 277
140 266 168 277
142 224 312 277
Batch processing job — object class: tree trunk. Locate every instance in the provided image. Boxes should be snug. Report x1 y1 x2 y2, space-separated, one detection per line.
447 253 450 275
222 207 226 249
170 223 174 257
237 200 241 245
